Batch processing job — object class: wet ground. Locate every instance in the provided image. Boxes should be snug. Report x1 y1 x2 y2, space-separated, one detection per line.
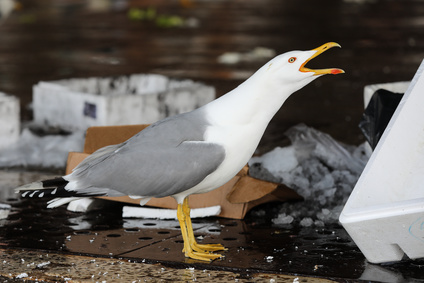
1 0 424 282
1 171 424 282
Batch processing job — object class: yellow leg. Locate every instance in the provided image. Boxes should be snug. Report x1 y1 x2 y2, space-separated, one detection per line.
182 198 226 252
176 198 225 261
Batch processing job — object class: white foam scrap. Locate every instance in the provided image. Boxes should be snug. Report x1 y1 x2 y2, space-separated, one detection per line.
250 146 298 177
0 203 11 219
0 203 11 209
123 219 221 236
0 92 20 150
249 124 370 226
0 210 8 220
33 74 215 132
16 273 28 279
272 213 294 225
36 261 51 268
299 217 314 227
122 205 221 219
67 198 97 212
265 255 274 262
0 128 84 169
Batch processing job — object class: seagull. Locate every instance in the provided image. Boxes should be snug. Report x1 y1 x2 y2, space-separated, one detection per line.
16 42 344 261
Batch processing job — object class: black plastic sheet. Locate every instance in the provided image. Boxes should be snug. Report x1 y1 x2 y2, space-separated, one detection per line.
359 89 404 149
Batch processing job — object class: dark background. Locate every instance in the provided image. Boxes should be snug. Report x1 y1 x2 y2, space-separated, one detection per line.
1 0 423 150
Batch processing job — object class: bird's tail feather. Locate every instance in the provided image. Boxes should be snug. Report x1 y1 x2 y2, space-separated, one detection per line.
15 177 68 198
16 177 105 204
47 197 84 208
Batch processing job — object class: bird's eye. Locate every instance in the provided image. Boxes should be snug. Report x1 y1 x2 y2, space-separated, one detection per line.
288 57 296 63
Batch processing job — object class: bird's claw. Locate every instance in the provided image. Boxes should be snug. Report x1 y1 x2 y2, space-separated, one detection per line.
184 249 224 262
192 242 227 252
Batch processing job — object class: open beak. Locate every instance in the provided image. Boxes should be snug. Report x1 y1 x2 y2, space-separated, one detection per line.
299 42 345 76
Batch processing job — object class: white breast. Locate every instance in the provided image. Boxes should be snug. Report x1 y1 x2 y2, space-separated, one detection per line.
171 120 266 204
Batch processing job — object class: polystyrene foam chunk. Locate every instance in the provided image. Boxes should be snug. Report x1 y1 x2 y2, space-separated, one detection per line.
0 203 11 220
33 74 215 132
343 211 424 263
0 92 20 149
122 205 221 219
360 263 405 282
340 60 424 263
348 64 424 210
67 198 96 212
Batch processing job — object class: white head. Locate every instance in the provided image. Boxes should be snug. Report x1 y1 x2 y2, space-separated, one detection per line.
205 42 344 126
256 42 344 94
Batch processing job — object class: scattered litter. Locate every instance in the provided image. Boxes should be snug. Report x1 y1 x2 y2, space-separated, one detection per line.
36 261 50 268
15 273 28 279
299 217 314 227
33 74 214 132
249 124 370 226
0 203 11 219
66 198 112 213
265 255 274 262
272 213 294 225
0 128 84 169
0 92 20 150
218 47 276 65
67 198 96 212
122 205 221 219
250 146 298 177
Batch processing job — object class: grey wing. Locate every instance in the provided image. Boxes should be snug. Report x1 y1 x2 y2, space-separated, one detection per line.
70 138 226 198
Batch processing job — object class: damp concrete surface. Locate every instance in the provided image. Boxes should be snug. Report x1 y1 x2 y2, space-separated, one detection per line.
1 170 424 282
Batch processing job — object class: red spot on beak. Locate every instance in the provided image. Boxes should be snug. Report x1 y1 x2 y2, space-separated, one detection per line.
331 69 345 75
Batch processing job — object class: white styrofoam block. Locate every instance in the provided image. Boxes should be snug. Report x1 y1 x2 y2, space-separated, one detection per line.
340 60 424 263
0 92 20 149
0 203 11 220
122 205 221 219
67 198 96 212
359 262 405 282
33 74 215 132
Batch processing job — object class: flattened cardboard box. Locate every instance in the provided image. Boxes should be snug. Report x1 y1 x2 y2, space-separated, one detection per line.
66 125 301 219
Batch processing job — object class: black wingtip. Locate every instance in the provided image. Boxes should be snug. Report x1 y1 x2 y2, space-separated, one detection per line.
20 185 67 198
19 177 107 199
41 177 68 188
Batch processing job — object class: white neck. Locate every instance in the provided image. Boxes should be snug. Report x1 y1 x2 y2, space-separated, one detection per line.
203 69 299 129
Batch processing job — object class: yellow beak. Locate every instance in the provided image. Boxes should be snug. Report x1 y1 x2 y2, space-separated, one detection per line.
299 42 345 76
